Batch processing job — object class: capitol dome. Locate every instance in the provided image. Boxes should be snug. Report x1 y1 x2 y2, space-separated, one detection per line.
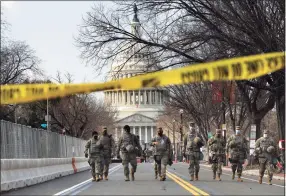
104 4 168 147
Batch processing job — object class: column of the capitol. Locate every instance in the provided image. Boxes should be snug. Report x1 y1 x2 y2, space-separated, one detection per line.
117 91 119 105
139 90 141 106
145 126 148 143
149 90 152 104
115 127 118 141
159 91 162 105
139 126 142 143
133 90 135 104
127 91 130 105
155 90 157 104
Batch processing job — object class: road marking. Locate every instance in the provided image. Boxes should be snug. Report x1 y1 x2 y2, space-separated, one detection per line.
199 167 285 188
151 163 201 195
54 164 122 196
166 171 201 195
167 171 210 196
176 162 285 188
168 167 223 195
175 162 285 188
70 183 93 196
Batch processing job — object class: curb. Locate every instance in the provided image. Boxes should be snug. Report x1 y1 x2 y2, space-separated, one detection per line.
201 164 285 181
1 157 89 192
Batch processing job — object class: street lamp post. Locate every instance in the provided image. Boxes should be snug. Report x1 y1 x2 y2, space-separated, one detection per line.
179 109 184 161
221 82 227 166
47 98 49 132
179 109 184 141
14 105 17 124
172 119 176 161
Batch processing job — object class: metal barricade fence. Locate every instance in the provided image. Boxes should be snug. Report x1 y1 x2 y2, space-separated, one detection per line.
0 120 87 159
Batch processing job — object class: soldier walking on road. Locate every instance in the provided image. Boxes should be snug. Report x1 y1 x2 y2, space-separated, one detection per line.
150 127 172 181
208 129 226 181
84 131 103 182
226 126 248 182
183 122 204 181
116 125 142 181
255 130 278 185
99 127 115 181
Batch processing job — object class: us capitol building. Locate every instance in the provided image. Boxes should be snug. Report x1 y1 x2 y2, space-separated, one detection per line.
104 5 168 147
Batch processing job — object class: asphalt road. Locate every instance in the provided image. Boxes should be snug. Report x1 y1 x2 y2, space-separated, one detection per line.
3 162 285 195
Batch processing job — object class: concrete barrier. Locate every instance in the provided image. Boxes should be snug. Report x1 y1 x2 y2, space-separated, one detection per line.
1 157 89 192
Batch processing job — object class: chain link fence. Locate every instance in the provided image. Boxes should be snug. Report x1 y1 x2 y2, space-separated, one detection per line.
1 120 87 159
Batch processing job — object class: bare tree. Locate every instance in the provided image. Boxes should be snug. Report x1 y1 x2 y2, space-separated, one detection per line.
49 94 116 139
8 73 117 140
47 73 117 139
1 10 10 45
157 105 189 142
77 0 284 139
0 41 42 84
261 109 279 141
164 83 225 142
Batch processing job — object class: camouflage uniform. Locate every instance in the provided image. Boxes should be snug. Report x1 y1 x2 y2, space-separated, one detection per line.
99 132 115 180
151 133 172 181
255 130 277 185
149 145 159 179
226 126 248 182
183 128 204 181
85 136 103 182
208 129 226 181
117 127 142 181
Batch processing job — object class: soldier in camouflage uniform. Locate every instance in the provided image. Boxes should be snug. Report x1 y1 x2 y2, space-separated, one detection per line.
116 125 142 181
150 127 172 181
183 123 204 181
255 130 278 185
208 129 226 181
99 127 115 181
84 131 103 182
149 145 159 179
226 126 248 182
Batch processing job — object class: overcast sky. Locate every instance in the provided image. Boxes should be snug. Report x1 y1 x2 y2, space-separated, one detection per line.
1 1 116 99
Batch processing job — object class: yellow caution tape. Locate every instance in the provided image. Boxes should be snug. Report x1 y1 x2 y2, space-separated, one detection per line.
1 52 284 105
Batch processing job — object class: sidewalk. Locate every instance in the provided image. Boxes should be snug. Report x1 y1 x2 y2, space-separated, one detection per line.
200 163 285 181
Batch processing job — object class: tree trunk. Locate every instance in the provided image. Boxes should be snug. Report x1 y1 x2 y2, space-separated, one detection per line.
276 95 285 140
252 118 262 140
198 125 207 143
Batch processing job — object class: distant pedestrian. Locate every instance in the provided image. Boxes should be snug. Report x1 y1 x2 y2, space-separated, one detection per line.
150 127 172 181
255 130 278 185
99 127 115 180
226 126 248 182
84 131 103 182
183 122 204 181
116 125 142 181
208 129 226 181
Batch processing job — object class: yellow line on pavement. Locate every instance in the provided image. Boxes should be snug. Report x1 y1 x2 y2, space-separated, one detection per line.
167 171 210 196
166 172 200 196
